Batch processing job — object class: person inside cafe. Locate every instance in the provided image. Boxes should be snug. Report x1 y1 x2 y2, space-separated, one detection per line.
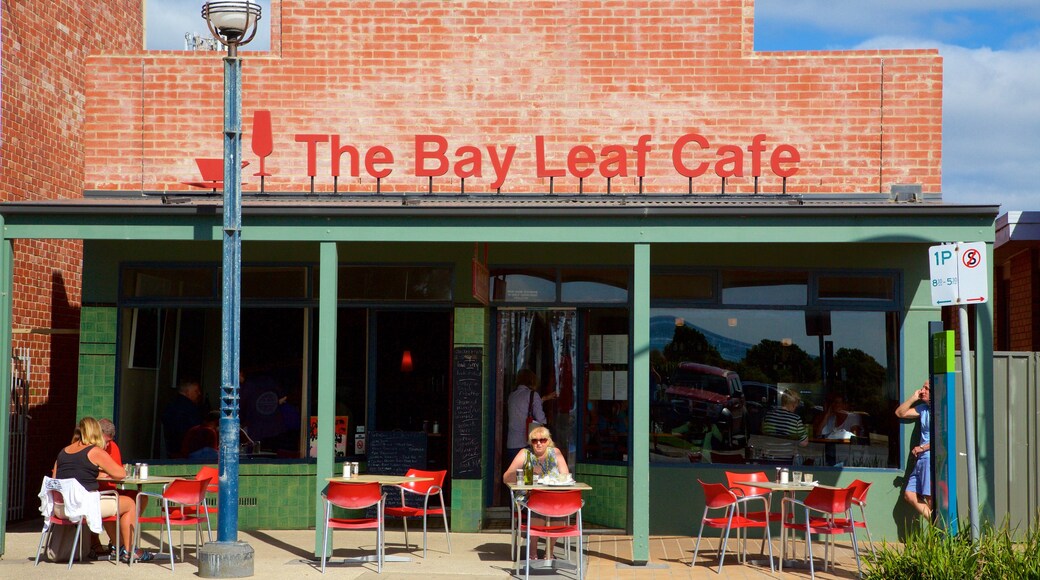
813 391 863 439
505 368 557 460
51 417 153 563
161 377 204 458
761 389 810 446
182 410 220 462
502 425 571 561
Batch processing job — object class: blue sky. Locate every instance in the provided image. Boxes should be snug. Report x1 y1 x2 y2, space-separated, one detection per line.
152 1 1037 212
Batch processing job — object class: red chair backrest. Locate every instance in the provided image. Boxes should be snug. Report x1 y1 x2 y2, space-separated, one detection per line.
325 482 382 510
526 490 582 519
196 466 219 494
698 480 738 509
848 479 872 504
164 478 210 507
725 471 770 497
400 469 447 494
803 485 853 515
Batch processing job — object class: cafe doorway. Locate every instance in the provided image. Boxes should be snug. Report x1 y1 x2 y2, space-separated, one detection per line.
490 309 578 506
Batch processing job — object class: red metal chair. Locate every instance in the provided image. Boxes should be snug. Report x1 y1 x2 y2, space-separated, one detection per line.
133 477 211 571
782 484 862 578
724 471 786 557
522 489 584 580
172 466 220 541
383 469 450 557
692 480 774 574
810 479 875 557
320 481 385 574
34 484 120 569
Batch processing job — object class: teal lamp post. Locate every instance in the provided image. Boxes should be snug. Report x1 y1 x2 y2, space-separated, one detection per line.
199 2 261 576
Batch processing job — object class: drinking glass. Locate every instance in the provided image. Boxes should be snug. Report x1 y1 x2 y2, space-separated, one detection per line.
803 472 814 484
792 470 802 483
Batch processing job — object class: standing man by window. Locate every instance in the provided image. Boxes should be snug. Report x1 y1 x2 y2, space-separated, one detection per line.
896 379 932 521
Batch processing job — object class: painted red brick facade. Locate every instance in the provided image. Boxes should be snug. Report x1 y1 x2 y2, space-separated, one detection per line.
84 0 942 197
1 0 142 511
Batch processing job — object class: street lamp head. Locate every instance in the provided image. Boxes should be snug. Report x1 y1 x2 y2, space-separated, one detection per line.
202 1 261 51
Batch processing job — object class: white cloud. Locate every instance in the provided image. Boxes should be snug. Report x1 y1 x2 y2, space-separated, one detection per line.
854 36 1040 212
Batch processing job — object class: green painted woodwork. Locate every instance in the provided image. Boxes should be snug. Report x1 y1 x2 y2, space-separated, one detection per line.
631 244 651 561
315 242 338 555
450 479 483 532
0 235 11 554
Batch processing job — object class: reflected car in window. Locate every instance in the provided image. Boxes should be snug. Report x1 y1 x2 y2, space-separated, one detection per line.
660 362 747 450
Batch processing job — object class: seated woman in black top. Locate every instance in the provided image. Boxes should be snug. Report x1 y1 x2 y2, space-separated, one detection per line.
52 416 152 563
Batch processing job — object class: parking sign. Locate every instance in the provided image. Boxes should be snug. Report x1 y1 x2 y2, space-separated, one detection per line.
928 242 988 306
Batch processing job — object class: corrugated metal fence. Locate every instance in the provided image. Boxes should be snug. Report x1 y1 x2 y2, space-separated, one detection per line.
7 348 30 522
955 351 1040 537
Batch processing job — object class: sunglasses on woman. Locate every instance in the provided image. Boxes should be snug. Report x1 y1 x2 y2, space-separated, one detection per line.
530 438 549 444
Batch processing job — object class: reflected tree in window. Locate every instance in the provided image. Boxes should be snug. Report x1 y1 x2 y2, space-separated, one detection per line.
741 339 818 384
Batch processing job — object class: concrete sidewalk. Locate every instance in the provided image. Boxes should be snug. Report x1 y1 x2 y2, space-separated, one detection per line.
1 519 870 579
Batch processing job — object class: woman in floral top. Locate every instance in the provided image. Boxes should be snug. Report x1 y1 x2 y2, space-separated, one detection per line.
503 425 570 560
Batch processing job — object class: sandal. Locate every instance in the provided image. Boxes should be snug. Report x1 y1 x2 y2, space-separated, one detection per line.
119 547 155 564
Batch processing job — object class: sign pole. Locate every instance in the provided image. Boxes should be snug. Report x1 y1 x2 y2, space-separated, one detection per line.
928 241 986 541
957 304 980 540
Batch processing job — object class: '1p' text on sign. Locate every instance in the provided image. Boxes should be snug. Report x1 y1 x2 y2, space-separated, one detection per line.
928 242 988 306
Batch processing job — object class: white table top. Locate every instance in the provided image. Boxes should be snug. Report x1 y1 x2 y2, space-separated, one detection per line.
506 481 592 492
325 475 433 485
734 480 839 492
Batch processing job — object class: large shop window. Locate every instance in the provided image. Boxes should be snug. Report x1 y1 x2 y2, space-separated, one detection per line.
650 269 900 469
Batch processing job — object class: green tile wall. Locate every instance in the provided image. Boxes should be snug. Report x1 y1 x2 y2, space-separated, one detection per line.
143 463 319 531
575 463 628 530
450 479 483 532
453 307 485 345
77 306 117 420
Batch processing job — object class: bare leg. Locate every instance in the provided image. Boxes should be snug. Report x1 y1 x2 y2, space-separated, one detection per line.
117 495 136 552
903 490 932 520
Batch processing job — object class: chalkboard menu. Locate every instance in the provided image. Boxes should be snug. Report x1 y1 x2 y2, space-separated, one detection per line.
366 431 427 475
452 347 483 478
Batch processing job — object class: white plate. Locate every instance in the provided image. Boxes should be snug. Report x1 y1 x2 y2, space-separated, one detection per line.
544 479 576 486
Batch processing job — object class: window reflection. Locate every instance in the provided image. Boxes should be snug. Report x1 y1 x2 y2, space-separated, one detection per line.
650 307 898 468
721 270 807 305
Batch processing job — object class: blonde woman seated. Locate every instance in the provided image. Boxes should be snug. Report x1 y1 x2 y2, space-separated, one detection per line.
502 425 571 560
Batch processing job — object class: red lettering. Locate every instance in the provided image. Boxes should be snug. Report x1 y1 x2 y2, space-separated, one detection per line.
487 145 516 190
567 145 596 179
330 135 360 178
454 145 482 179
714 144 743 178
295 134 328 177
671 133 710 178
599 145 628 178
634 135 652 177
747 134 767 177
415 134 449 177
771 144 800 178
366 146 393 179
535 136 565 178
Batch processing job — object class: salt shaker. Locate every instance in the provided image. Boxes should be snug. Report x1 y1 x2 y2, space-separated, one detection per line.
140 463 149 479
351 462 359 477
780 467 789 484
342 463 352 478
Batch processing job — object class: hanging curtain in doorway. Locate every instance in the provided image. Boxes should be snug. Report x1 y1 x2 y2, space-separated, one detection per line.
549 311 577 465
513 311 536 374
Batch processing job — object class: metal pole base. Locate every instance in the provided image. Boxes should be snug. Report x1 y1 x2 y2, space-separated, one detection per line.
199 540 255 578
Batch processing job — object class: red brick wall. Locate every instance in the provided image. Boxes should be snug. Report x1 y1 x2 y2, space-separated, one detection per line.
84 0 942 196
1007 249 1039 350
1 0 142 512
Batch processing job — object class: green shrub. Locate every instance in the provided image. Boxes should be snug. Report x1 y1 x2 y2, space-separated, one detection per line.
864 519 1040 579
